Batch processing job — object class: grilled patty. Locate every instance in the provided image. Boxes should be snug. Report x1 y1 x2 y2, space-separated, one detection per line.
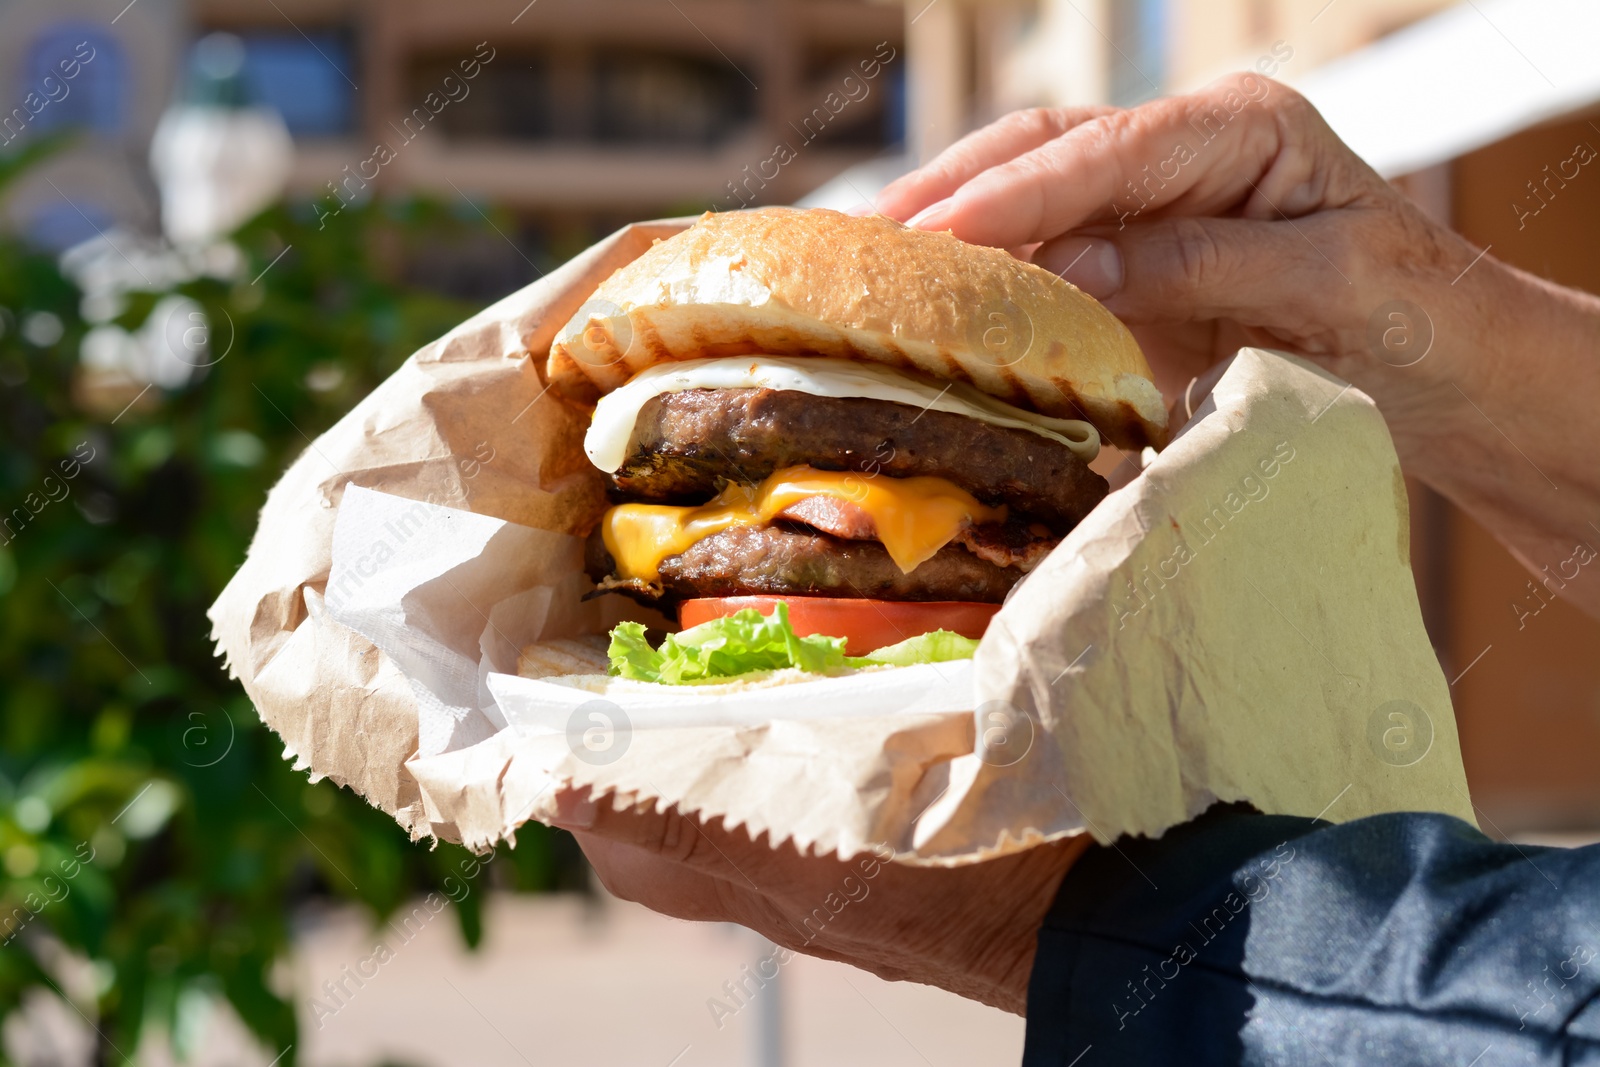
611 388 1107 528
588 524 1024 604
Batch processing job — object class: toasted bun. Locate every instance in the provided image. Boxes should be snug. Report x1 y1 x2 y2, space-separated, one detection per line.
548 207 1167 449
516 637 610 679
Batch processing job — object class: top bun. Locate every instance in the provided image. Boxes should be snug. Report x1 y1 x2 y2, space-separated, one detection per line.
548 207 1167 449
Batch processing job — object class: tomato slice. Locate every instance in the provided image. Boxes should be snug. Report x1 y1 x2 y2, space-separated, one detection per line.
677 596 999 657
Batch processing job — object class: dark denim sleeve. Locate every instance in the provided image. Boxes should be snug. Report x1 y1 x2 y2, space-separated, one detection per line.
1023 805 1600 1066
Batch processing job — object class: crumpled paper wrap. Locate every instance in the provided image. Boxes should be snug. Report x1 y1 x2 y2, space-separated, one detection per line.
209 217 1473 864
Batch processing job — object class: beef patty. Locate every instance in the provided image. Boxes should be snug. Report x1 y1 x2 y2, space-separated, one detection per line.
611 388 1107 528
589 524 1024 604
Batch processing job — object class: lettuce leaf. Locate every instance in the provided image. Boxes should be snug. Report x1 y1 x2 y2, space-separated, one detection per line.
607 602 846 684
606 601 978 684
843 629 979 668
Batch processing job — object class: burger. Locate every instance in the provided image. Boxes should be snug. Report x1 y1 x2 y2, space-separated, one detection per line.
546 208 1166 685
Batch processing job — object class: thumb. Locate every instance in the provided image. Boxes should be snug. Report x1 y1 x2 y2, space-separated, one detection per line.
1036 215 1362 332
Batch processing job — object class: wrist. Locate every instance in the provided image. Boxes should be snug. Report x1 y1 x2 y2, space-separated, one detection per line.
1386 252 1573 484
947 834 1093 1014
1357 247 1600 616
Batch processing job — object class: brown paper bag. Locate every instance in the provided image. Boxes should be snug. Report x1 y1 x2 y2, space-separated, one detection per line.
209 218 1473 864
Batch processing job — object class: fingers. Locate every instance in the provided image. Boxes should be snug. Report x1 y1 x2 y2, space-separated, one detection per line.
903 74 1323 250
1038 214 1364 337
556 790 883 951
1037 235 1123 299
875 106 1117 221
570 830 739 922
551 788 793 888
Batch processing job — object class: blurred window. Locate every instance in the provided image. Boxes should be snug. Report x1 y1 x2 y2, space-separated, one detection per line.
238 32 357 137
24 198 113 251
411 54 551 141
28 25 125 134
1109 0 1166 106
595 52 755 146
797 48 903 149
883 61 906 148
412 48 755 148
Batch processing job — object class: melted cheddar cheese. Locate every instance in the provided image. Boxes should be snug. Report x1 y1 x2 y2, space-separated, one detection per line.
601 466 1005 581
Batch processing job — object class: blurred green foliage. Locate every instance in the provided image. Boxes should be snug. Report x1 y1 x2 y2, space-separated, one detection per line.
0 154 584 1064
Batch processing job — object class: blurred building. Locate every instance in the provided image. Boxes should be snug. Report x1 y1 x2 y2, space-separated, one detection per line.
892 0 1460 151
0 0 907 287
0 0 184 248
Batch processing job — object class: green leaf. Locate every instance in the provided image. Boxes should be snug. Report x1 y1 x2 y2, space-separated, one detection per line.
606 602 978 684
606 621 665 681
607 602 847 683
844 629 980 668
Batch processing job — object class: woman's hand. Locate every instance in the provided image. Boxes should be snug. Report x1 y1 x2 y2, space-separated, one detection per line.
879 74 1600 618
552 789 1090 1014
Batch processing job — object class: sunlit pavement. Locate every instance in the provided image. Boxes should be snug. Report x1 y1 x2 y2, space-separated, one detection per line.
290 889 1017 1067
286 889 1023 1067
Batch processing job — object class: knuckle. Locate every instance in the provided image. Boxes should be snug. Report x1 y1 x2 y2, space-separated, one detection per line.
1091 107 1141 140
1309 220 1360 283
1285 216 1367 309
982 107 1073 156
1018 106 1063 134
1265 78 1307 112
1264 80 1315 126
1168 218 1229 290
1069 108 1140 165
1006 107 1056 134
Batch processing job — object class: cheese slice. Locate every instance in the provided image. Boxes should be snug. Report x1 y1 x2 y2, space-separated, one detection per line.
602 465 1005 581
584 355 1100 474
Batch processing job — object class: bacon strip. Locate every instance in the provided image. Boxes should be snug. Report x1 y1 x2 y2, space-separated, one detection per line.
951 523 1057 571
775 496 878 542
775 498 1058 572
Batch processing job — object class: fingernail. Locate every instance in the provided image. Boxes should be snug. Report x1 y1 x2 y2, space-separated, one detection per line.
1042 237 1123 298
906 198 955 231
551 795 597 830
842 202 875 217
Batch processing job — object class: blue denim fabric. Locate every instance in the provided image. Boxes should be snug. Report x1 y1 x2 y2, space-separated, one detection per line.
1024 806 1600 1065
